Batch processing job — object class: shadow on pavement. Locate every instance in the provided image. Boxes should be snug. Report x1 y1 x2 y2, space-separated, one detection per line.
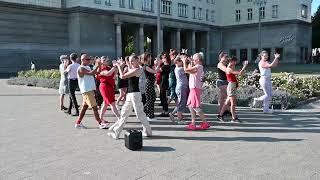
148 135 304 142
142 146 175 152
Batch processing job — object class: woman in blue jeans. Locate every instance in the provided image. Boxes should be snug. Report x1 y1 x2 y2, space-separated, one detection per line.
169 56 189 124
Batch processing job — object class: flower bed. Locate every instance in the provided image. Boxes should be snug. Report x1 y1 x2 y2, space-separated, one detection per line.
202 71 320 109
8 70 60 89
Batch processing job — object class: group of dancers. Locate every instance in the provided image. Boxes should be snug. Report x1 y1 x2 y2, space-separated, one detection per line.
58 49 280 139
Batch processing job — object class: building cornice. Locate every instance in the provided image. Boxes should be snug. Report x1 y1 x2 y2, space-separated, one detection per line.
0 1 66 13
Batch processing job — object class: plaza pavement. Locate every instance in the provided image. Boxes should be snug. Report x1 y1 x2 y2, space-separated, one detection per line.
0 79 320 180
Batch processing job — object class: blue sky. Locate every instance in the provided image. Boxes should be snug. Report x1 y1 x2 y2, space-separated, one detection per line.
312 0 320 15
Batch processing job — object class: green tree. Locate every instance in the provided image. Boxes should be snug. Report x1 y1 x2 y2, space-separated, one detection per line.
124 35 135 56
312 5 320 48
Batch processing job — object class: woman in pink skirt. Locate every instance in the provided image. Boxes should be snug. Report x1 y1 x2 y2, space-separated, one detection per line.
181 53 210 131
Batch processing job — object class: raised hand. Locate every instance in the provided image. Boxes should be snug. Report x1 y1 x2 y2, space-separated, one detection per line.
243 60 249 66
274 53 280 59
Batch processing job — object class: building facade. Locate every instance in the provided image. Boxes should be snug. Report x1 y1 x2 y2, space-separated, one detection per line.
0 0 313 74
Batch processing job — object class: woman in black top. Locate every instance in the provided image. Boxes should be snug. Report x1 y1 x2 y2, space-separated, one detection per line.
142 53 160 121
108 55 152 140
116 57 129 106
158 52 171 117
216 51 231 118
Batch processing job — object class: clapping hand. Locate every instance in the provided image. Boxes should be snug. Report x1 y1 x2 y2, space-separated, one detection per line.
95 59 102 67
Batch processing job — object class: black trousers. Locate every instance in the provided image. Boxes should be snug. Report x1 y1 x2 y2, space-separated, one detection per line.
159 87 168 112
141 93 146 105
68 79 79 113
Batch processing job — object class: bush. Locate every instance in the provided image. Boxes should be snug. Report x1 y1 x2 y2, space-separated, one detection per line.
7 77 60 89
202 71 319 109
18 69 60 79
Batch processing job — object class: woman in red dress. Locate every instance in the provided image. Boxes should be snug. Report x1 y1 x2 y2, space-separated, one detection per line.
97 56 120 122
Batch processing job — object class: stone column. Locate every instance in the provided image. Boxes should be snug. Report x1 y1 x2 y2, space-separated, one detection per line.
116 23 122 58
236 48 240 61
139 24 144 54
176 29 181 52
248 48 252 62
206 31 210 65
192 30 196 54
159 27 163 53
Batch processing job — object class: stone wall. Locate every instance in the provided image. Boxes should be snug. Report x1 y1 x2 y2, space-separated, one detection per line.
0 4 68 74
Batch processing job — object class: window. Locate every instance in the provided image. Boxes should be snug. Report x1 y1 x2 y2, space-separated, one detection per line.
192 7 196 19
206 9 209 21
240 49 248 62
142 0 153 11
236 0 240 4
247 0 252 2
129 0 134 9
301 4 307 18
119 0 125 8
198 8 203 20
105 0 111 6
236 10 241 22
211 0 215 4
211 10 215 22
251 48 259 62
247 8 252 20
259 7 265 19
272 5 278 18
178 3 188 17
161 0 172 15
94 0 101 4
230 49 237 57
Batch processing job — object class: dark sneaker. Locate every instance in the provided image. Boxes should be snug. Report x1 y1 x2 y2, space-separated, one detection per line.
231 117 242 123
223 110 232 117
216 115 225 122
158 113 169 117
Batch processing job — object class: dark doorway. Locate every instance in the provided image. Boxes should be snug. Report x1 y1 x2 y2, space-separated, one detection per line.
251 48 259 63
240 49 248 62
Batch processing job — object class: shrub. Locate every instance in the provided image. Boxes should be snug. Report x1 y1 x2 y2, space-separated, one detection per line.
18 69 60 79
202 71 320 109
7 77 60 89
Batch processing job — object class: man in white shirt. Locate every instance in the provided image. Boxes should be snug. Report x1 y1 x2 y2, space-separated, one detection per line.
74 54 108 129
65 53 80 116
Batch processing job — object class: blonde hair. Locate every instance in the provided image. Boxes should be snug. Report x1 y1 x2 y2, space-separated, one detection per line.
259 50 268 60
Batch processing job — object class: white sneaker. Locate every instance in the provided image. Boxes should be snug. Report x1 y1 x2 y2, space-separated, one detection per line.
107 131 119 139
147 117 157 121
177 120 188 125
142 131 152 137
263 109 274 114
75 123 87 129
109 122 118 131
252 98 258 107
99 122 109 129
169 113 175 122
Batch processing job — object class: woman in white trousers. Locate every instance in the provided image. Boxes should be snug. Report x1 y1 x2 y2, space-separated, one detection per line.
253 50 280 113
107 55 152 140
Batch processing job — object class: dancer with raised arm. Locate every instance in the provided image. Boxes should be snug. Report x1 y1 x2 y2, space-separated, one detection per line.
181 53 210 130
216 51 231 118
74 54 108 129
107 55 152 139
97 56 120 122
217 57 248 123
169 55 189 124
253 51 280 113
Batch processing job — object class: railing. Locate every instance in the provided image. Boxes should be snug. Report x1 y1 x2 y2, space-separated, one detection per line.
0 0 61 8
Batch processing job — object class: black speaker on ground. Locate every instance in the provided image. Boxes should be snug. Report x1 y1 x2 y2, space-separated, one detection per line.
124 130 143 151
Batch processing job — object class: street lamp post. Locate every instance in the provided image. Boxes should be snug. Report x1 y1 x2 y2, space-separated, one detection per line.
253 0 267 52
